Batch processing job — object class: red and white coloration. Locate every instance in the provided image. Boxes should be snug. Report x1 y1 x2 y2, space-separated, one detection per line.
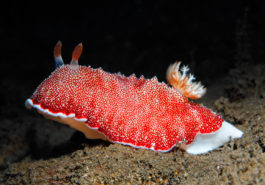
25 41 243 154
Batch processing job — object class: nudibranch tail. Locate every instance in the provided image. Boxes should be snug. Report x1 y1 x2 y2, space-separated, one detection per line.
166 62 206 99
184 121 244 154
70 43 83 65
54 40 64 68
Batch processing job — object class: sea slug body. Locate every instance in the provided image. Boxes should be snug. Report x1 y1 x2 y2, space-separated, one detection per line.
25 41 243 154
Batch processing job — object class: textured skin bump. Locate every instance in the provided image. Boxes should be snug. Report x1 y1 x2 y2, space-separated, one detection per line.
30 64 223 151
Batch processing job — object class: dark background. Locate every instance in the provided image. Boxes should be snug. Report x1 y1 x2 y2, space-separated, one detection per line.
1 0 264 84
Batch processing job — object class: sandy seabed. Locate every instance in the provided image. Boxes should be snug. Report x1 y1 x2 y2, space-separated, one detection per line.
0 63 264 185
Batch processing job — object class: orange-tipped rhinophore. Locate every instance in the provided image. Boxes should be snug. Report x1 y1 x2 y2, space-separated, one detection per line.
71 43 83 65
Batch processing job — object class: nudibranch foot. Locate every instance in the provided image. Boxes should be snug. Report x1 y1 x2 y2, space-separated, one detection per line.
26 99 109 141
25 41 244 155
183 121 243 154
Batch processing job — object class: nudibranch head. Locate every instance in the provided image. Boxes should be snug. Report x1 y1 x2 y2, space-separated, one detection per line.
25 41 243 155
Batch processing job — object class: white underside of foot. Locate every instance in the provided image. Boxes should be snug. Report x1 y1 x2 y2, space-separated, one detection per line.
184 121 243 155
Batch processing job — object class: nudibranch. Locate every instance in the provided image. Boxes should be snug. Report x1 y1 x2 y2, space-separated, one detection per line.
25 41 243 154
